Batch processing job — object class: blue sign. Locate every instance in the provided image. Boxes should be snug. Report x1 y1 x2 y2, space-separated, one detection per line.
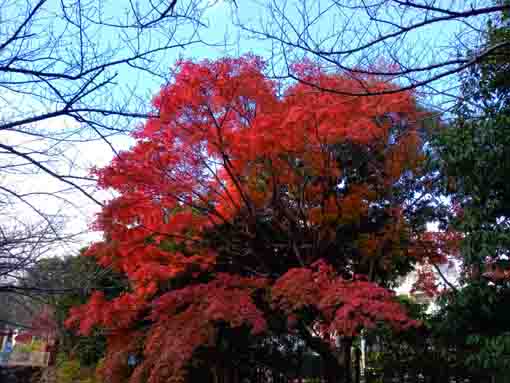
3 342 12 354
0 343 12 364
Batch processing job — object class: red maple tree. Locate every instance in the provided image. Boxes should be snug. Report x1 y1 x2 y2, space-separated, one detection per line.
66 56 451 383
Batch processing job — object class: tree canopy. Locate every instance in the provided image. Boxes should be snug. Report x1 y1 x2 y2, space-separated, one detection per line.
431 4 510 373
65 56 455 383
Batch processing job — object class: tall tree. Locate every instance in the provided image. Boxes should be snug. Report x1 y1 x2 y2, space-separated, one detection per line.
66 56 450 383
432 2 510 375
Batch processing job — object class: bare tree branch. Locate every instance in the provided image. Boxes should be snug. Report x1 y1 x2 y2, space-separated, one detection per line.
238 0 510 98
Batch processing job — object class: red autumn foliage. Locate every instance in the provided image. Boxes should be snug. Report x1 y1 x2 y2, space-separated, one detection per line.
272 260 419 337
66 56 453 383
411 264 441 298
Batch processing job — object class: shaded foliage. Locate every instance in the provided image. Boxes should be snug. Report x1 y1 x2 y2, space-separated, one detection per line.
430 1 510 375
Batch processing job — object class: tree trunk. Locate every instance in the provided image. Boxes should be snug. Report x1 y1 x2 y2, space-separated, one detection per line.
341 338 353 383
323 353 344 383
299 325 346 383
211 365 219 383
354 347 361 383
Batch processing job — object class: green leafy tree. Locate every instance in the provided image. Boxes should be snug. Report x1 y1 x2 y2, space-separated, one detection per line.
433 1 510 375
23 252 128 366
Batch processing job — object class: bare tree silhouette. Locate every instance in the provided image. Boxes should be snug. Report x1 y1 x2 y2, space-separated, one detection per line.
0 0 213 306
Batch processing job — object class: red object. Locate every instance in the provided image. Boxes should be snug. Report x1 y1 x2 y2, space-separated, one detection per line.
14 332 33 343
64 56 452 383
